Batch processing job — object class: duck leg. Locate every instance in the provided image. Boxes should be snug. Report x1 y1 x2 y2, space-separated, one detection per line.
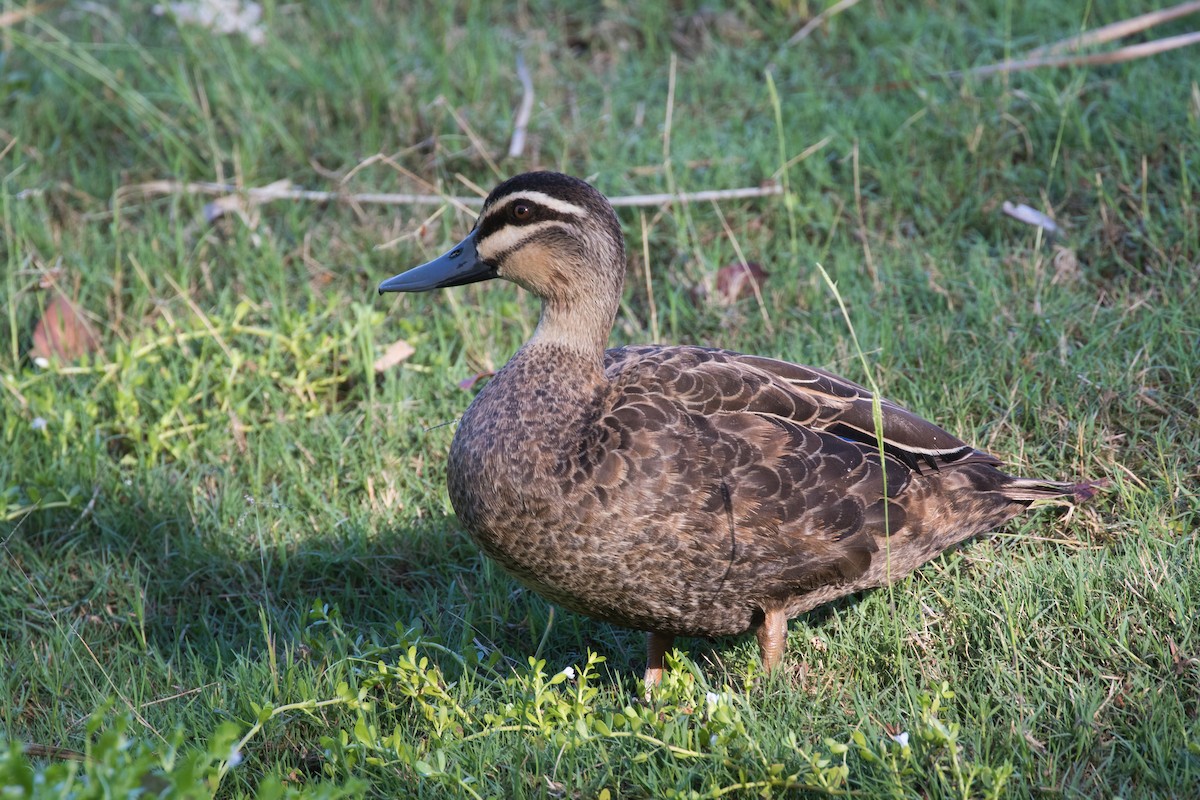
644 631 675 686
756 608 788 672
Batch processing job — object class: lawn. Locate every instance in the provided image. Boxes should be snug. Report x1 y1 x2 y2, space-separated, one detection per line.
1 1 1198 797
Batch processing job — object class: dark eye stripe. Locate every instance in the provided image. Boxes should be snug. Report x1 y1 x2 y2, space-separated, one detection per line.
476 203 582 240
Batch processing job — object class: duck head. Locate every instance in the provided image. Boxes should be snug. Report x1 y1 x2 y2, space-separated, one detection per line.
379 172 627 356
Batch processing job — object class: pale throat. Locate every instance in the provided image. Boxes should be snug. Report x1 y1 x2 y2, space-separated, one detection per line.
530 293 617 363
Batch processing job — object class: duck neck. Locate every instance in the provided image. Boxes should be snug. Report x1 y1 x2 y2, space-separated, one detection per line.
527 292 618 374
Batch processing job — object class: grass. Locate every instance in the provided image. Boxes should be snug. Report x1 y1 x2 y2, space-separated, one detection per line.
1 0 1197 796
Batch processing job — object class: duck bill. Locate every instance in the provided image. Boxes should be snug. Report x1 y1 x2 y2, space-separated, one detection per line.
377 230 496 294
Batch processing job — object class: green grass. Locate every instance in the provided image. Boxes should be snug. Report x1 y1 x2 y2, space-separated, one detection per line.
1 0 1198 797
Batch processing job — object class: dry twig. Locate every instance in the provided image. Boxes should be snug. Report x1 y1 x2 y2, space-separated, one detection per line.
117 179 784 209
1027 1 1200 56
957 31 1200 79
436 96 503 179
786 0 862 46
608 185 782 207
66 485 101 534
507 54 535 159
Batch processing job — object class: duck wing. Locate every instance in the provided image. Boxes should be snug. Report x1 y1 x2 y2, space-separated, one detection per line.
596 345 999 609
606 345 990 473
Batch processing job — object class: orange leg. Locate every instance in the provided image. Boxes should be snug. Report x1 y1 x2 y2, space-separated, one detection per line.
644 631 675 687
755 609 788 672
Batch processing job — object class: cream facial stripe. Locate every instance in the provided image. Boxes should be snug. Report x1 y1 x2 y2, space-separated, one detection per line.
477 220 571 261
487 191 588 219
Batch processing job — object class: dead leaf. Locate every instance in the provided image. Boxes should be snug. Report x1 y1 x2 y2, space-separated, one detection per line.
0 3 50 29
1022 728 1047 754
30 295 101 363
714 261 769 304
228 410 248 454
1051 245 1081 285
1168 636 1197 675
373 339 416 372
457 371 495 391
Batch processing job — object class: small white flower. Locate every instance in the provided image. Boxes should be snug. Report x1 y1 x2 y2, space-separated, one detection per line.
890 731 909 748
560 666 576 680
31 417 48 431
709 733 719 747
227 746 243 767
34 357 49 369
705 692 720 706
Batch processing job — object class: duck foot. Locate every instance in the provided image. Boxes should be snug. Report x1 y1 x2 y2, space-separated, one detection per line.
644 631 675 688
756 608 788 672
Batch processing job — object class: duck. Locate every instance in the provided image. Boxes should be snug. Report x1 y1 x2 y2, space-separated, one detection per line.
378 171 1097 685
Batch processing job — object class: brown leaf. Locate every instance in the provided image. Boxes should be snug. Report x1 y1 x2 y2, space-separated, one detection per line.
0 3 51 29
1051 245 1081 285
714 261 769 303
30 295 101 363
228 410 248 455
373 339 416 372
457 371 495 391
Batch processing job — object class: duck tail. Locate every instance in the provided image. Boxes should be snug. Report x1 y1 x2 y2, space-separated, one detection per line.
1002 476 1109 504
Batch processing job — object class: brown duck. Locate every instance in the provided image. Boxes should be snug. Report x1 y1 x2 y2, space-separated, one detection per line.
379 171 1097 685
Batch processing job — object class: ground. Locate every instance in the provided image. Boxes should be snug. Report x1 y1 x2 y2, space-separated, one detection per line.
1 1 1197 797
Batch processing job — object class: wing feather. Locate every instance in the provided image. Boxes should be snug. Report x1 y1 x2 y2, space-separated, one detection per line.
600 345 935 598
605 345 992 473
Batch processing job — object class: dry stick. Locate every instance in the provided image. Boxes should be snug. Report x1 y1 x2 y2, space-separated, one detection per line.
771 135 833 180
158 264 236 363
507 53 535 159
118 179 784 208
377 154 478 216
609 185 783 206
435 96 503 179
66 485 101 534
955 31 1200 79
341 153 393 189
376 204 449 251
454 171 488 199
1027 0 1200 56
74 629 164 740
786 0 862 45
23 743 87 762
139 683 218 708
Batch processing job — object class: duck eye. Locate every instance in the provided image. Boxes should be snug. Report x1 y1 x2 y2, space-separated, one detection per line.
513 203 532 220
